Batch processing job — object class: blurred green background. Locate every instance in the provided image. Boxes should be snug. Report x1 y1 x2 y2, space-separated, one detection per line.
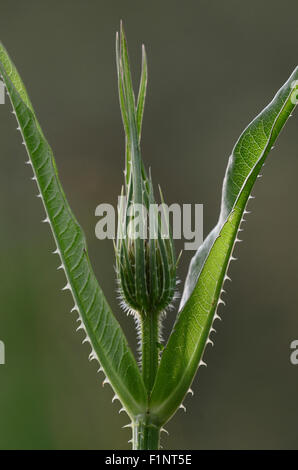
0 0 298 450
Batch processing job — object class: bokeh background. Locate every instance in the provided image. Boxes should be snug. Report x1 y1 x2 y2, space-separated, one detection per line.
0 0 298 450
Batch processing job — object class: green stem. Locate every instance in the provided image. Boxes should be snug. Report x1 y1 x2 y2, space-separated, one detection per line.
132 311 160 450
133 311 161 450
132 416 161 450
141 311 159 393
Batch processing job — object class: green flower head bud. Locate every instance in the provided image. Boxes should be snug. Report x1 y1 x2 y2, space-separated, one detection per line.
115 24 177 316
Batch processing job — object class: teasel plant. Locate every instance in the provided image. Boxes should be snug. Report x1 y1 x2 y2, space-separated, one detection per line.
0 22 298 450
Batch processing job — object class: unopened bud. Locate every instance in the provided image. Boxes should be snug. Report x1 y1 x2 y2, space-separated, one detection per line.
115 24 177 315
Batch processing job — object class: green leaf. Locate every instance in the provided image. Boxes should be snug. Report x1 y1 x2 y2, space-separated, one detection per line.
0 43 147 419
149 67 298 425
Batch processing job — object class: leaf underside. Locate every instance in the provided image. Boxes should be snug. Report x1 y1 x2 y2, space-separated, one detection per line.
0 44 147 419
150 67 298 425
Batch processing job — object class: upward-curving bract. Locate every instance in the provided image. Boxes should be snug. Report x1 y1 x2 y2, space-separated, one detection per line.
0 43 147 421
149 67 298 426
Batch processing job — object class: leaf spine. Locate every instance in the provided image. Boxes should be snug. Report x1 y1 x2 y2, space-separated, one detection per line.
112 394 120 403
122 423 133 429
62 282 71 291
